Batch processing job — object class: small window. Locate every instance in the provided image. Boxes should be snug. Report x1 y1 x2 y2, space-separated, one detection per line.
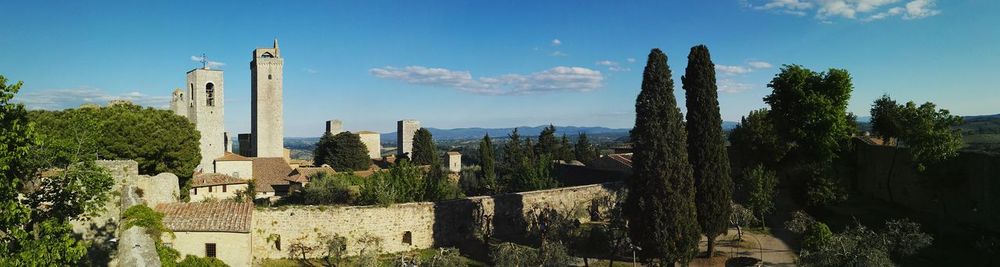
223 184 227 192
208 186 213 193
205 243 217 258
205 83 215 106
275 239 281 250
189 84 194 100
268 74 272 80
402 231 412 245
192 188 197 195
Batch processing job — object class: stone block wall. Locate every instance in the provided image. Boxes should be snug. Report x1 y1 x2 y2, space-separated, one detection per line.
250 183 622 262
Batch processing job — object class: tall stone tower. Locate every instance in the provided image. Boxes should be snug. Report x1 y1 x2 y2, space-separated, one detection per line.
250 39 284 158
397 119 420 159
184 68 226 172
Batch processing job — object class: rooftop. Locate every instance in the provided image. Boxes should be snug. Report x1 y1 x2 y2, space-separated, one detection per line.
155 202 252 233
191 173 247 187
252 157 296 192
215 152 252 162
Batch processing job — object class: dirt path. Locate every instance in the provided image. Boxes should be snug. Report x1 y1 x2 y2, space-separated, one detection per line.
691 228 798 267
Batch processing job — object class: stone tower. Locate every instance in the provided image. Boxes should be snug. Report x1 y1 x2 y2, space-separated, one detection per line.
170 88 188 118
325 120 343 135
184 68 226 172
397 119 420 159
250 39 284 158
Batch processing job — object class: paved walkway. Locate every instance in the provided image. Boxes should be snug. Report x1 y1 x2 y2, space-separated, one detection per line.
691 228 797 267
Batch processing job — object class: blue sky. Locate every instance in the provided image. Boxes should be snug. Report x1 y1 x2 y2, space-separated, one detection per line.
3 0 997 137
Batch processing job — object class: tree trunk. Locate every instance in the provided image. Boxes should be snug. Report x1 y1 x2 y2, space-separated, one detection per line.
707 237 716 258
583 257 590 267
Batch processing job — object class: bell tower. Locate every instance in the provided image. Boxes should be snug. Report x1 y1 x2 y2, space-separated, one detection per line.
186 65 226 171
250 39 284 158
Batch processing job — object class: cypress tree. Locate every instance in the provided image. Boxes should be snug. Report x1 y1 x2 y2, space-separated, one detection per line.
479 134 497 195
411 128 437 165
558 134 574 161
535 124 558 156
682 45 733 257
625 48 700 265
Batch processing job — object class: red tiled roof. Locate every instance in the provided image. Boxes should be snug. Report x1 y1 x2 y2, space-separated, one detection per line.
155 202 252 233
215 152 252 162
288 166 336 182
607 153 633 168
252 157 294 192
191 173 247 187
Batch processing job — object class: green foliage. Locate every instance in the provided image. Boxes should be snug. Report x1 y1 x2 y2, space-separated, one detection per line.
573 132 598 164
626 48 699 264
423 163 464 202
26 161 114 223
29 103 201 183
871 95 964 170
490 242 570 267
361 160 426 205
498 128 559 193
535 124 559 156
743 165 778 221
764 65 854 206
301 172 362 205
478 134 497 195
682 45 733 254
320 233 348 266
121 204 183 265
729 109 788 169
313 132 372 172
0 76 114 266
176 255 229 267
786 212 932 266
411 128 438 165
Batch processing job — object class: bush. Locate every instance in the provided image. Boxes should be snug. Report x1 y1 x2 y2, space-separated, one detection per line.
176 255 229 267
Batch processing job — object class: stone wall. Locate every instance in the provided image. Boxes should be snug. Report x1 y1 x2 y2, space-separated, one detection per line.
852 139 1000 232
251 183 622 262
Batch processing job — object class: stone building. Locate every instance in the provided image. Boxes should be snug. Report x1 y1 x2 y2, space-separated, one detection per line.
325 119 343 135
250 39 285 158
358 131 381 159
214 152 254 179
170 67 227 172
396 119 420 159
445 151 462 173
189 173 248 202
157 202 253 267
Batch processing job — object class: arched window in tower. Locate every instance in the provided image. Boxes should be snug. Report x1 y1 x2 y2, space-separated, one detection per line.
189 84 194 100
261 52 274 58
205 83 215 106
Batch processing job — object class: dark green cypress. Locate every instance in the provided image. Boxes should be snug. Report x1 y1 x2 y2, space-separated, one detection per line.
411 128 437 165
479 134 497 195
574 133 597 164
682 45 733 257
625 48 700 264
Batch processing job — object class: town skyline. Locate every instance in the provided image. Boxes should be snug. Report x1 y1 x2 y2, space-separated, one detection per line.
3 0 997 136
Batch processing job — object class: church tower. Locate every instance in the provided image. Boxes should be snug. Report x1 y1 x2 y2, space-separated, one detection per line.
250 39 284 158
185 67 226 172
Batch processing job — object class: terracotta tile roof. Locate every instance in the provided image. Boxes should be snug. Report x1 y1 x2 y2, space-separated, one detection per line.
155 202 252 233
191 173 248 187
252 157 294 192
215 152 252 162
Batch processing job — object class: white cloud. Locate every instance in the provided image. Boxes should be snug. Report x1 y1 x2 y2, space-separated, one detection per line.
303 68 318 74
626 58 636 63
596 60 630 72
369 65 604 95
716 64 753 75
190 55 225 69
747 61 773 69
718 79 755 93
551 39 562 46
747 0 939 21
550 51 568 57
15 87 170 110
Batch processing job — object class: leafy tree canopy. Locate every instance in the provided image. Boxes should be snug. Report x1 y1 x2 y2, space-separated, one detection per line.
313 131 371 172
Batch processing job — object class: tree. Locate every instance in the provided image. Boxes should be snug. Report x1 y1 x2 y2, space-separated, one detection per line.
29 103 201 191
535 124 559 156
1 75 114 266
558 134 575 161
625 48 700 265
682 45 733 257
574 132 598 164
729 109 787 169
313 132 371 171
479 134 497 195
764 65 853 206
743 165 777 227
411 128 437 165
786 212 932 267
